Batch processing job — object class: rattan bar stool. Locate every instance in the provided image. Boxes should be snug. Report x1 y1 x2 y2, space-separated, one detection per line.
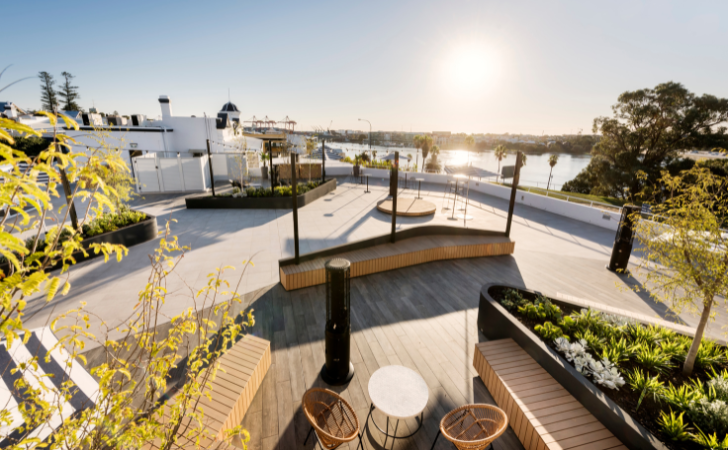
303 388 362 450
429 404 508 450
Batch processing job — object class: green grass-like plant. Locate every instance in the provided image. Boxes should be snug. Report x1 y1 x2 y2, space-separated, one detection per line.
632 344 674 375
661 383 704 410
535 321 566 340
627 369 664 410
601 337 632 366
693 428 728 450
657 409 693 441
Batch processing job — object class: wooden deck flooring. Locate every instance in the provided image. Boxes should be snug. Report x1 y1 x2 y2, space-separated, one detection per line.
237 255 529 450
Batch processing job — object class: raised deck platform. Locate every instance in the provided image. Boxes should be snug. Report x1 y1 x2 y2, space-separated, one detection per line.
279 231 515 290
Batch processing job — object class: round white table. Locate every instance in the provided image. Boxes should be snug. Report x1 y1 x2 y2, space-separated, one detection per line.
365 365 429 445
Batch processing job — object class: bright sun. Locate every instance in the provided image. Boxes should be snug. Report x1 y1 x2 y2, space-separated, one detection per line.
444 44 499 95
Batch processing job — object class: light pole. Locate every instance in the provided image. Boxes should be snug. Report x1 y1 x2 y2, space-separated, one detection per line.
358 118 371 162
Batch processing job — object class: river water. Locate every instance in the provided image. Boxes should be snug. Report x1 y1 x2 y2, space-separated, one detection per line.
331 143 591 190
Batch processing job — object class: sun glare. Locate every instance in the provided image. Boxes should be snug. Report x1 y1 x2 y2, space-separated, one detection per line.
444 44 500 95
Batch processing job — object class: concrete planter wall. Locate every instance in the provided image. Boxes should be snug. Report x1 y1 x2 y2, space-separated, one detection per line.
185 178 336 209
477 283 668 450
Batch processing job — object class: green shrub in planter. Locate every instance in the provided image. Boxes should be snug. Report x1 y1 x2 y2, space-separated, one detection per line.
82 207 147 237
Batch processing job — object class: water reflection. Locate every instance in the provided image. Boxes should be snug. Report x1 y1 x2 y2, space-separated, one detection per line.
334 143 591 190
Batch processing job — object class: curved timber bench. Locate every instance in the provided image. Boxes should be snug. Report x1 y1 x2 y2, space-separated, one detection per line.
473 339 626 450
145 334 271 449
279 228 514 291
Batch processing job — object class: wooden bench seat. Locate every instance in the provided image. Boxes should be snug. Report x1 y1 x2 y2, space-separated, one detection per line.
279 234 514 290
473 339 626 450
144 334 271 449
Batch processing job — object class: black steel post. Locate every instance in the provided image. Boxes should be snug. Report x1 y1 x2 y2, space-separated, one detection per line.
391 152 399 244
322 138 326 182
321 258 354 385
268 141 275 188
206 139 216 196
505 152 523 237
291 153 300 264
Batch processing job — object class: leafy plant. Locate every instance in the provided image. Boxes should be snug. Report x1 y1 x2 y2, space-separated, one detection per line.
535 321 565 340
500 289 530 311
574 329 605 353
81 206 146 237
693 428 728 449
690 340 727 371
657 409 693 441
601 337 632 366
625 322 659 346
662 383 704 411
627 369 664 410
632 344 674 375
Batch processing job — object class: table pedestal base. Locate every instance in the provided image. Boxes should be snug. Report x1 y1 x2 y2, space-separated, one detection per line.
364 403 424 447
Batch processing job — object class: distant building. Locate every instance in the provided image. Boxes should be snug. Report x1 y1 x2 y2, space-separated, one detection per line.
431 131 451 147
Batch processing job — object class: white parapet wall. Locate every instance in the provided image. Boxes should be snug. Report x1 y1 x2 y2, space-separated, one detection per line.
333 164 622 231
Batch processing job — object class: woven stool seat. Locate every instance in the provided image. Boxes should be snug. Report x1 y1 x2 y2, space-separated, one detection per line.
303 388 361 450
438 404 508 450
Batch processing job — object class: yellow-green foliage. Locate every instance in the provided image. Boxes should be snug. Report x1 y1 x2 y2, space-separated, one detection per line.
0 114 255 449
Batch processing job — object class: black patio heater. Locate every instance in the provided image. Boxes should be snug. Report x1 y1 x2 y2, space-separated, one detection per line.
607 204 641 274
321 258 355 385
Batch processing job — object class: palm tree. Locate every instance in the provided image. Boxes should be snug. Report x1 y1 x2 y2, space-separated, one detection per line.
546 154 559 191
420 135 433 172
494 145 508 182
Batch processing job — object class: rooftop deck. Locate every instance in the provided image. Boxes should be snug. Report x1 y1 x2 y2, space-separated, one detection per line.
25 177 727 450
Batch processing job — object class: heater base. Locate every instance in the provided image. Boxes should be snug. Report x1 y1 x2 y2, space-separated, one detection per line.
320 362 355 386
605 264 630 276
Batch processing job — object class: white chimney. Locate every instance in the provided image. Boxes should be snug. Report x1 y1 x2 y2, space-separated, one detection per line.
158 95 172 118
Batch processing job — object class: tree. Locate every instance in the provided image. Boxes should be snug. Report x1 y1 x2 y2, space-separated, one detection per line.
494 145 508 181
38 71 58 111
305 138 316 182
546 154 559 191
465 135 475 148
632 166 728 375
426 145 441 173
587 82 728 199
413 135 433 173
59 71 81 111
0 113 254 449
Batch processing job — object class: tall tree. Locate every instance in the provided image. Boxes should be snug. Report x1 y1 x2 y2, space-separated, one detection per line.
465 135 475 148
419 135 433 172
589 82 728 199
546 154 559 191
38 71 58 111
494 145 508 181
632 167 728 375
59 71 81 111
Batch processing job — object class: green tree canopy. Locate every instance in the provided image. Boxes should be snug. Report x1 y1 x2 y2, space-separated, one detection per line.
59 71 81 111
38 71 58 111
570 82 728 199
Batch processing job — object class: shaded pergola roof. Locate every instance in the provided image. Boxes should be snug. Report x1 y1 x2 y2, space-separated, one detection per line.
444 165 498 178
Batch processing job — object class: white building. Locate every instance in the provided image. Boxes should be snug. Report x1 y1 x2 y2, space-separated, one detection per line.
8 95 268 193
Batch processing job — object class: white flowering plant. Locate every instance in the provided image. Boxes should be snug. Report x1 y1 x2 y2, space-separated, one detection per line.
553 337 625 390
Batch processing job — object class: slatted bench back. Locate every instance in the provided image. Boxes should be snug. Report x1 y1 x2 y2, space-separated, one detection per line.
473 339 627 450
144 334 271 449
280 235 514 290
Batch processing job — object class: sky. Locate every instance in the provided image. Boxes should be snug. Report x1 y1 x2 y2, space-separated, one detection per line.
3 0 728 135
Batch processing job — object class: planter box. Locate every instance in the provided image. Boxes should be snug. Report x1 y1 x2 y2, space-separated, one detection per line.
0 213 158 274
184 178 336 210
477 283 668 450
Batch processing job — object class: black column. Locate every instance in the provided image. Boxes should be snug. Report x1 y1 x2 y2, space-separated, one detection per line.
291 153 300 264
607 205 640 274
391 151 399 244
505 152 523 237
322 138 326 182
321 258 354 385
206 139 216 196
